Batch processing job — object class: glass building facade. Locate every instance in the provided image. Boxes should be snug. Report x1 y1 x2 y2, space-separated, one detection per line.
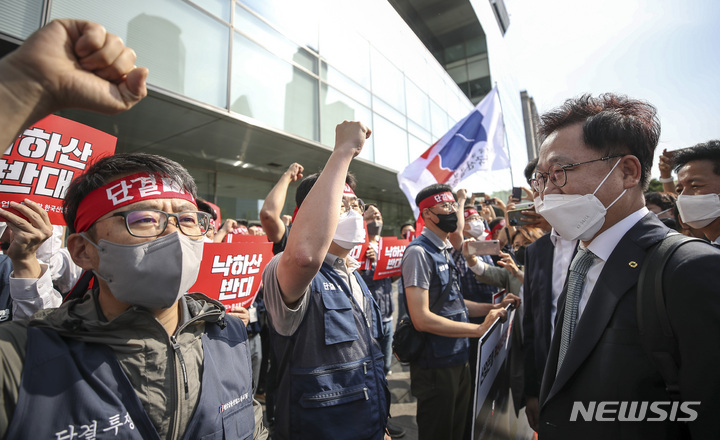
0 0 479 232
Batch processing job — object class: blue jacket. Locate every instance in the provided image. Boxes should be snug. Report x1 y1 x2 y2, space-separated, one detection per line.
6 313 254 439
405 234 470 369
270 263 390 440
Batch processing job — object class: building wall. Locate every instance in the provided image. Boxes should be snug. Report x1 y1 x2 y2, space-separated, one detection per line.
0 0 479 230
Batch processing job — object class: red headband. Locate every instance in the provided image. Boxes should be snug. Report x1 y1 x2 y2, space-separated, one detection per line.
343 183 356 197
489 219 506 236
418 191 455 211
464 207 479 219
74 172 197 232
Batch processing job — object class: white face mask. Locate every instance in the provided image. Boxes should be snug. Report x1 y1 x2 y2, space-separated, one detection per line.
333 210 366 250
676 193 720 229
533 196 544 211
537 158 626 241
466 220 487 239
82 231 204 309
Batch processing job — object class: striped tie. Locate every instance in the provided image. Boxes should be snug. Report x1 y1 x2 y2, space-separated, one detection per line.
557 248 596 374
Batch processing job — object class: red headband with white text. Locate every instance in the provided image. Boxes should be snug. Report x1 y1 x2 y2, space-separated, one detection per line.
418 191 455 211
74 172 196 232
464 207 479 219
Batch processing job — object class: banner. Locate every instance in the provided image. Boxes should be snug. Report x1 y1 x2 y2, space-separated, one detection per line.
397 87 507 217
373 237 409 280
191 241 273 309
2 115 117 224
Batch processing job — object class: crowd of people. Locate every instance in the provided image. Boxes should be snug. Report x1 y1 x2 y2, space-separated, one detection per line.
0 19 718 440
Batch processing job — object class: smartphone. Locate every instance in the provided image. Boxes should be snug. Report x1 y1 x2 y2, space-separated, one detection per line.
467 240 501 256
514 201 534 210
507 209 533 226
511 187 522 201
484 199 494 205
473 192 486 199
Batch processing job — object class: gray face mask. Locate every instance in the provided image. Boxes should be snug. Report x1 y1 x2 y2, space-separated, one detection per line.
81 231 204 309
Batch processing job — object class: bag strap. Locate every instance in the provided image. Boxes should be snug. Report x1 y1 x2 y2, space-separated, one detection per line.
637 233 705 399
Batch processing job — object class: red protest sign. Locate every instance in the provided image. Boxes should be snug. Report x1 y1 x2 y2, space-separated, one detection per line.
191 241 273 309
373 237 409 280
347 221 370 265
1 115 116 224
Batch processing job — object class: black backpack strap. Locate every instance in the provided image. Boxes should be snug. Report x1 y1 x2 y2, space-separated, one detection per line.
637 233 705 399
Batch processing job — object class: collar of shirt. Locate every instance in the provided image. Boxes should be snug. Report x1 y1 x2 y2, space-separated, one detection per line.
421 227 453 251
549 227 577 249
324 252 360 273
583 207 650 261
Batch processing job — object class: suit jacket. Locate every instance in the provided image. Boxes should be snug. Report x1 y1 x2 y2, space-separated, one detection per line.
538 213 720 439
522 233 556 398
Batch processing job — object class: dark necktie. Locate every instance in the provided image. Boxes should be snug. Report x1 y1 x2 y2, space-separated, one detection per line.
557 247 596 374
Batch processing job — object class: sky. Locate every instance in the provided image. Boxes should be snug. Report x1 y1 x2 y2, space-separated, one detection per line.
500 0 720 179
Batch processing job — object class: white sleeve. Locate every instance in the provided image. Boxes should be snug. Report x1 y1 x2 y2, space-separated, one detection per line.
9 264 62 320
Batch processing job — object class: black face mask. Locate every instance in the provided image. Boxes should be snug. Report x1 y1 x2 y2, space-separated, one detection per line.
433 212 458 233
0 241 8 253
367 220 383 236
514 245 526 266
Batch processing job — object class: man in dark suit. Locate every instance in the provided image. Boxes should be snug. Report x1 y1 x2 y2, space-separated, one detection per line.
533 94 720 439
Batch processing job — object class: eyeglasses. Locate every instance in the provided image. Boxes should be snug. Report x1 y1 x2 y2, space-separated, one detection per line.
431 202 459 212
110 209 212 238
340 198 365 214
531 154 623 193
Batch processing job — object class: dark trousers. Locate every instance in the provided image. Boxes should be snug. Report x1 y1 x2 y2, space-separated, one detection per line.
411 362 471 440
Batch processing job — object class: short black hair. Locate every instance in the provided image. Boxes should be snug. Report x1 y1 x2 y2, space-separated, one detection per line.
63 153 197 233
295 171 357 207
524 158 538 185
400 222 415 231
539 93 660 189
196 198 217 220
673 140 720 176
644 192 676 211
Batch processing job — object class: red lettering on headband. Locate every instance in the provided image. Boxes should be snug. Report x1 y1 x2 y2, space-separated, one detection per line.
74 172 196 232
418 191 455 211
464 208 479 219
343 183 356 197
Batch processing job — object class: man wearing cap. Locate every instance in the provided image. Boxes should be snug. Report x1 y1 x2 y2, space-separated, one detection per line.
401 183 508 440
0 19 266 439
262 123 391 440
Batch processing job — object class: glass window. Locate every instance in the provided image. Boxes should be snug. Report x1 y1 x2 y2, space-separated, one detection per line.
189 0 230 22
319 24 371 89
373 97 406 129
408 121 432 145
466 35 488 56
240 0 319 52
430 100 449 139
185 167 216 201
405 80 430 130
447 64 468 85
232 32 319 141
444 43 465 64
370 48 405 113
215 172 272 221
50 0 229 108
468 59 490 81
235 5 317 73
372 116 408 171
408 134 431 163
321 63 371 107
0 0 43 39
320 85 373 161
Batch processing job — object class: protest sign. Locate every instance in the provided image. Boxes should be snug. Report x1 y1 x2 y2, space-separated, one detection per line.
2 115 116 224
191 241 273 309
373 237 409 280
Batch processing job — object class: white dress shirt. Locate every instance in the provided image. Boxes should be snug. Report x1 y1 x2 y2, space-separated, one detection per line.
549 229 577 337
576 207 649 323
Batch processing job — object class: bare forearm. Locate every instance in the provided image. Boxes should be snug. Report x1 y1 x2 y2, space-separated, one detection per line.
260 173 292 242
0 61 48 151
465 299 496 318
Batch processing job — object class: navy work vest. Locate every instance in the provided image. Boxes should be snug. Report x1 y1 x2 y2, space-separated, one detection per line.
405 234 470 368
6 317 254 439
271 263 390 440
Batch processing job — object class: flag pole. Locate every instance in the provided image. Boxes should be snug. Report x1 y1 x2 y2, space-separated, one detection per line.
493 82 514 187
